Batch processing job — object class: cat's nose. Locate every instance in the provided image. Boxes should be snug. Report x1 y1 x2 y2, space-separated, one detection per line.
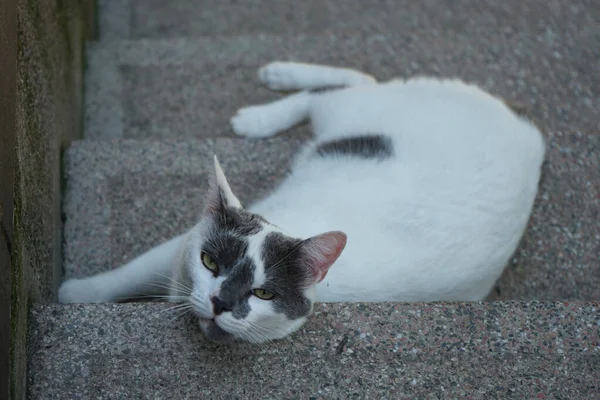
211 296 232 315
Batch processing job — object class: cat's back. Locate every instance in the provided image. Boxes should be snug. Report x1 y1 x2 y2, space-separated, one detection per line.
311 77 545 164
268 77 546 227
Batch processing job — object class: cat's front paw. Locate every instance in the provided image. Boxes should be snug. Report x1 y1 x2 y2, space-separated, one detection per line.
58 278 108 303
230 106 280 138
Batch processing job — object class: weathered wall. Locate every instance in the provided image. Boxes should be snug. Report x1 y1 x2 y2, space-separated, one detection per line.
1 0 18 397
11 0 92 398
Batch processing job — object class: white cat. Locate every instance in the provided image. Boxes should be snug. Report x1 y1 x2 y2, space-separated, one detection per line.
59 62 546 344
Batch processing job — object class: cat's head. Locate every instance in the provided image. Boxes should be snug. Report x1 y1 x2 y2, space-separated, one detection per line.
178 157 346 344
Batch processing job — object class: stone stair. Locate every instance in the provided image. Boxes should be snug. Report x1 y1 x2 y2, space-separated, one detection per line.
27 0 600 398
27 302 600 398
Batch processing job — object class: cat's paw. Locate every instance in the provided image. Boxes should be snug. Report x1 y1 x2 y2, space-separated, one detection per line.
258 62 377 90
258 62 302 91
58 278 107 303
230 105 281 138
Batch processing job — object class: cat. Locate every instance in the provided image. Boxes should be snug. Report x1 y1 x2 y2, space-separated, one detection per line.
59 61 546 344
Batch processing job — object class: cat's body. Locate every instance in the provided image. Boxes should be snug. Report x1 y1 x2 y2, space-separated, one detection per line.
59 62 545 343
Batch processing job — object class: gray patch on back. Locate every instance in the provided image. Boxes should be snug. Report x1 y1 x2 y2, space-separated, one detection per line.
261 232 312 320
316 134 394 160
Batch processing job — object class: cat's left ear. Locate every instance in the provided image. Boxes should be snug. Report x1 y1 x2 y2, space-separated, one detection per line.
203 155 243 214
300 231 347 284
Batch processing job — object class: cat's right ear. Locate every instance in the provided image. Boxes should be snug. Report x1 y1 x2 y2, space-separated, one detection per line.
203 155 243 214
300 231 347 284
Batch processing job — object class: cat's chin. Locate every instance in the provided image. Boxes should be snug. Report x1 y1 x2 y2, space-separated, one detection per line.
198 318 234 343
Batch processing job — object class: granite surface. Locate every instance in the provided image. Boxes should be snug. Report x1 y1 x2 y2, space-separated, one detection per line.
490 132 600 300
119 63 297 139
62 133 600 300
127 0 599 41
85 22 599 140
27 302 600 399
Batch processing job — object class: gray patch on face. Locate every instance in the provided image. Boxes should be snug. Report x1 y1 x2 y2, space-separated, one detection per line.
219 257 254 319
216 205 265 236
213 185 266 236
316 134 394 160
202 228 253 319
202 229 248 270
198 196 280 326
261 232 313 320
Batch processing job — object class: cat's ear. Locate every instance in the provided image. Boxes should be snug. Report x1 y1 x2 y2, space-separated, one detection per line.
203 155 243 214
300 231 347 284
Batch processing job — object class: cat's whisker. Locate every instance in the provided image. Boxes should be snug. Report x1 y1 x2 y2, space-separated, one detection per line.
151 271 193 291
112 290 188 303
160 302 193 315
243 322 276 345
152 295 188 301
239 326 265 346
248 330 273 346
251 326 278 341
245 320 279 334
213 318 267 347
161 305 194 333
143 282 175 291
148 274 193 294
144 282 192 298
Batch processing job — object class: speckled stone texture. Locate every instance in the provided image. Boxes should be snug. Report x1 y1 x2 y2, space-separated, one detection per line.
85 6 600 139
63 137 306 278
129 0 597 41
62 133 600 300
492 132 600 300
27 302 600 399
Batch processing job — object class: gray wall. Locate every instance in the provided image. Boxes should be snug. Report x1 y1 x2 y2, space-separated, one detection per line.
5 0 94 398
1 0 18 397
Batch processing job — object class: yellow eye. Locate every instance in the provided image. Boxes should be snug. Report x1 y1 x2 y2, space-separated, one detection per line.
201 252 219 273
252 288 276 300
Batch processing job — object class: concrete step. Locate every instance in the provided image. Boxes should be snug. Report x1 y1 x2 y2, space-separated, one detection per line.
99 0 599 40
62 136 305 278
84 32 599 140
27 301 600 399
62 133 600 300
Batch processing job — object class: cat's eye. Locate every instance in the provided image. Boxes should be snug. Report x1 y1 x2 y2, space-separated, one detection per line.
252 288 276 300
201 252 219 273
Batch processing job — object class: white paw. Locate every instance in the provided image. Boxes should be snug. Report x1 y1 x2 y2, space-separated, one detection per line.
258 62 300 90
230 106 280 138
58 278 108 303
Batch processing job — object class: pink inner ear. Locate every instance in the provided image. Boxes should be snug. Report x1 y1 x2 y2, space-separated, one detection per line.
303 231 347 283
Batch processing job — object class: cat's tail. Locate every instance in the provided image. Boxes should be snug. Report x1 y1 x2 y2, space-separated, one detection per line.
257 61 377 92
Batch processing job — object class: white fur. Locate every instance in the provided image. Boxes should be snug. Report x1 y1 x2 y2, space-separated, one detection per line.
235 62 545 302
59 61 545 342
231 92 311 138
